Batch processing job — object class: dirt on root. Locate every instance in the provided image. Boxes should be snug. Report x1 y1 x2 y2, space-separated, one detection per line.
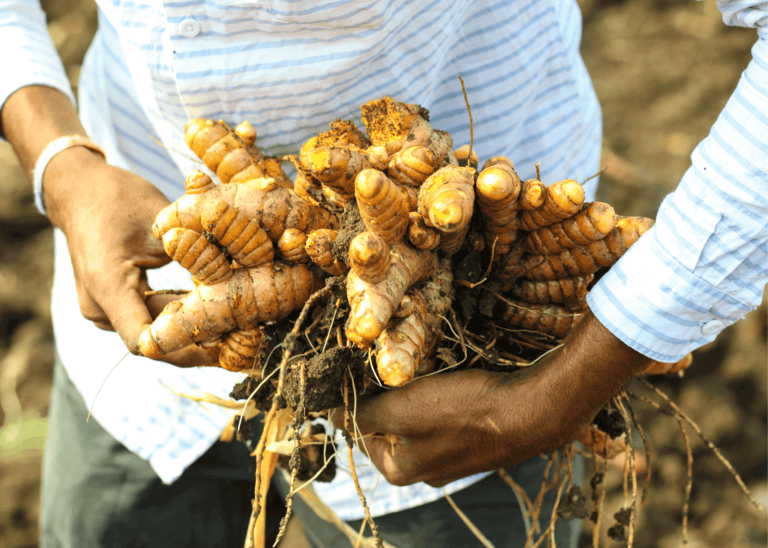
330 202 366 267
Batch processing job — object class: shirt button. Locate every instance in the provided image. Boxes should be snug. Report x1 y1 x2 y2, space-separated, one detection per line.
701 319 724 336
179 18 201 38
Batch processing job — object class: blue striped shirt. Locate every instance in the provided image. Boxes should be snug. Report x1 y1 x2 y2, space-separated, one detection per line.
2 0 763 520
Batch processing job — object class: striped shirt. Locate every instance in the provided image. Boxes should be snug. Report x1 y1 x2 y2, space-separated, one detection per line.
0 0 762 520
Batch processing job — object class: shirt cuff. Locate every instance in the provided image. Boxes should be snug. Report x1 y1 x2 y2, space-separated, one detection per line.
587 226 754 362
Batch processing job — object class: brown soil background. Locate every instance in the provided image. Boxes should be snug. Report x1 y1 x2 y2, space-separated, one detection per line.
0 1 765 547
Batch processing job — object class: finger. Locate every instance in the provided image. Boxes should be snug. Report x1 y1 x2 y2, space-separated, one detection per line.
425 475 463 488
146 293 187 318
92 320 115 331
76 280 113 329
147 343 221 368
354 435 423 487
332 387 412 435
99 281 155 352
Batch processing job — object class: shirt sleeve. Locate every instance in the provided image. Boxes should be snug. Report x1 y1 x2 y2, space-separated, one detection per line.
0 0 76 138
587 1 768 362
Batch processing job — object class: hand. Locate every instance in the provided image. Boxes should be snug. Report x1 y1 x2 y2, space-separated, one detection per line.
44 147 218 367
334 312 653 487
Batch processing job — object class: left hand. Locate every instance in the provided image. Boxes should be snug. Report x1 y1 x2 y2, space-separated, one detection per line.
333 312 654 487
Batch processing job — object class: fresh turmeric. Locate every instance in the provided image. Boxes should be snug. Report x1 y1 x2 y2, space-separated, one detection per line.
201 199 274 268
162 228 232 286
518 179 585 231
184 118 292 188
305 229 346 276
417 165 475 254
475 160 522 257
407 212 441 250
519 216 654 280
374 258 453 386
219 328 263 373
355 169 411 244
386 145 439 187
523 202 616 255
508 274 593 305
153 175 338 243
139 262 322 360
500 301 584 338
348 232 391 284
345 243 438 347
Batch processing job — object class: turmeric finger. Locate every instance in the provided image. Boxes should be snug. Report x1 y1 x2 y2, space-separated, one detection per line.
501 301 584 338
306 146 371 199
454 145 479 169
355 169 410 244
642 353 693 376
162 228 232 285
345 244 438 347
184 118 293 187
509 275 593 305
524 202 616 255
219 328 263 373
201 199 274 267
407 212 441 250
386 145 438 187
518 179 584 231
374 259 453 386
475 163 522 257
349 232 391 284
277 229 310 263
305 229 346 276
139 262 322 358
522 215 653 280
520 179 546 210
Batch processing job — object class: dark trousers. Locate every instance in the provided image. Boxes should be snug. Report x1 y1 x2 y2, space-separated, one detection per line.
274 452 583 548
41 359 582 547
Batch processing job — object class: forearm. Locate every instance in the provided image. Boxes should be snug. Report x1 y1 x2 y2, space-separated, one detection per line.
491 311 653 454
1 85 106 230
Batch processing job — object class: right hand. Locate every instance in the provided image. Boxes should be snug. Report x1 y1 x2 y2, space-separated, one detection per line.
44 146 219 367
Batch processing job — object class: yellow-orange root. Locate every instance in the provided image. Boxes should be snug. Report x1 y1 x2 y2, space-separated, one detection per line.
520 179 546 210
355 169 411 244
305 229 346 276
642 353 693 375
162 228 232 285
349 232 391 284
202 199 274 267
220 328 263 373
524 202 617 255
501 301 584 338
520 216 654 280
508 275 593 305
518 179 585 231
277 229 310 263
346 244 438 347
407 212 441 250
374 259 453 386
138 262 322 360
475 162 522 257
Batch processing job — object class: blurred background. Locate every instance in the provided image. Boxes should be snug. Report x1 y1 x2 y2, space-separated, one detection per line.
0 1 765 547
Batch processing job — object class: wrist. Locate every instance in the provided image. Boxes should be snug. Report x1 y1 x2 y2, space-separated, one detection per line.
42 145 108 230
34 136 106 216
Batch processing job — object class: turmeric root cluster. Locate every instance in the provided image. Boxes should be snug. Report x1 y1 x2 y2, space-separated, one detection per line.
139 96 663 388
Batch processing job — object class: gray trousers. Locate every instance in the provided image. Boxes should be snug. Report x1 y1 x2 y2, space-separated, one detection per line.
41 359 582 547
